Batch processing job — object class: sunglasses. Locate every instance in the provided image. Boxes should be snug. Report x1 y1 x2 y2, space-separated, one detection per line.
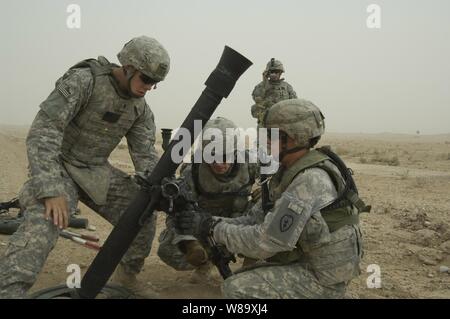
139 73 158 86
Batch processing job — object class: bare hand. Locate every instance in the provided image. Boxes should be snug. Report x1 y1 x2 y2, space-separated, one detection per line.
44 196 69 229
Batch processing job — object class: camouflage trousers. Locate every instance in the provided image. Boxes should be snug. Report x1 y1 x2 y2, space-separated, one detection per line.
0 165 156 298
222 263 347 299
157 217 195 271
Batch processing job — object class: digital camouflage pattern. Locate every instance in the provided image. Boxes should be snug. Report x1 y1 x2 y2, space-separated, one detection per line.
251 80 297 123
0 166 156 298
265 59 285 73
117 36 170 82
263 98 325 148
26 58 158 201
183 162 258 218
201 117 239 155
157 161 258 271
223 263 346 298
0 55 159 298
213 156 363 298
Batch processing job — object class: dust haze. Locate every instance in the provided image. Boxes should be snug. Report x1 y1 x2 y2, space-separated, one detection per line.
0 0 449 134
0 1 449 299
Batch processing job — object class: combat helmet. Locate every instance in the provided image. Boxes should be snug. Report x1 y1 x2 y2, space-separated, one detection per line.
117 36 170 82
202 117 240 161
263 98 325 149
265 58 285 73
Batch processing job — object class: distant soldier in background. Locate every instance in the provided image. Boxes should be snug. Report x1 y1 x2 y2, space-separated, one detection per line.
251 58 297 125
0 36 170 298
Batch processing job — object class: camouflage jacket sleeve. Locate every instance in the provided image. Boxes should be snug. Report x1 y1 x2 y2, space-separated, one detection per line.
287 82 297 99
126 103 159 175
27 68 93 199
213 198 265 226
212 167 338 260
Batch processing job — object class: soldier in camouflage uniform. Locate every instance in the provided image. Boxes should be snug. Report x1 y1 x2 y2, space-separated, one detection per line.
0 36 170 298
251 58 297 124
157 117 258 281
176 99 367 298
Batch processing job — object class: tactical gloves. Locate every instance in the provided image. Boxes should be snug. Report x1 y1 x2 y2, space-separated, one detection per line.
175 210 215 240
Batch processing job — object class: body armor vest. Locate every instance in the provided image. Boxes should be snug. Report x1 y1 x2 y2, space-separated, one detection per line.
266 149 366 285
59 57 147 204
61 57 146 167
260 80 291 108
268 149 363 232
187 163 255 218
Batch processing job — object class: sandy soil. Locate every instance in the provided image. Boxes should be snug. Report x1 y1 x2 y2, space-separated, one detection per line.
0 125 449 299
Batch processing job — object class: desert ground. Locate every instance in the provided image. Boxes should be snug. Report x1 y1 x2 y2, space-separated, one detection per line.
0 125 449 299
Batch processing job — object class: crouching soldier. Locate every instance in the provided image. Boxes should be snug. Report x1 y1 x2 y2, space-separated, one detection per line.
175 99 369 298
157 117 258 282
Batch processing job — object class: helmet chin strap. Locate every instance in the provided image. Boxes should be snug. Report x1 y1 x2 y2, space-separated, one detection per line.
124 67 139 98
278 133 307 162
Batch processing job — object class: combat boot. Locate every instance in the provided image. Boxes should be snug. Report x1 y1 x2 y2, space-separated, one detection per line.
182 240 208 267
110 264 159 299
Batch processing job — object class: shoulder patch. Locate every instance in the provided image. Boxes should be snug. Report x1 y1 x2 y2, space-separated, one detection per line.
266 196 308 247
280 214 294 232
57 82 72 99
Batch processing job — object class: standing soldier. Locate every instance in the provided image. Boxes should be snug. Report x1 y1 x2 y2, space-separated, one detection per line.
176 99 368 298
251 58 297 124
157 117 258 282
0 36 170 298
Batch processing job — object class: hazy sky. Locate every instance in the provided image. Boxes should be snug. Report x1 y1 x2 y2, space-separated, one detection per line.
0 0 449 134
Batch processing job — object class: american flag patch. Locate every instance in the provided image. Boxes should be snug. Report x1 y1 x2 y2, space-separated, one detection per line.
58 83 71 98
